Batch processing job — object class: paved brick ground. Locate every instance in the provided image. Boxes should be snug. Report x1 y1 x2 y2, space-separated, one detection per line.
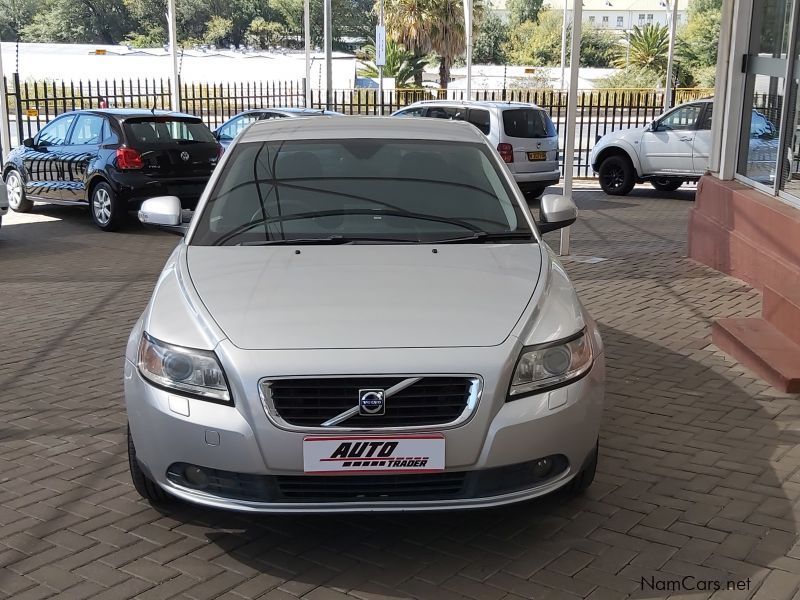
1 185 799 600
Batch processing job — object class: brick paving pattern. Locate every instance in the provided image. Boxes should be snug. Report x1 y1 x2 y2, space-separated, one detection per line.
1 185 799 600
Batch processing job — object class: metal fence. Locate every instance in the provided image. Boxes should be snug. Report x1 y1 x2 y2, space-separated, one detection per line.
2 75 712 177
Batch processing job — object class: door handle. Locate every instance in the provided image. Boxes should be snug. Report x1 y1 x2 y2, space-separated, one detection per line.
680 136 694 141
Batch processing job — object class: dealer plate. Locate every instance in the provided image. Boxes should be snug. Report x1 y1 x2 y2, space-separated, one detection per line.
303 434 445 474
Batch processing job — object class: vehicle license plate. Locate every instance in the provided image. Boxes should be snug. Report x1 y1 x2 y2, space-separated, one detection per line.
303 434 445 474
527 151 547 161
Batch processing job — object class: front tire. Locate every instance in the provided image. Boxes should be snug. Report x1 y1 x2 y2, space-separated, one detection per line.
128 424 171 505
598 155 635 196
90 182 126 231
4 169 33 213
566 440 598 495
651 178 683 192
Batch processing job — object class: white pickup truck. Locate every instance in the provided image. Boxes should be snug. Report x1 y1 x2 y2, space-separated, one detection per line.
590 99 780 195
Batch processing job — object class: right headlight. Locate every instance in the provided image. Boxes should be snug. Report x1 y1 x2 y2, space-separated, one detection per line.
138 333 231 403
508 330 593 399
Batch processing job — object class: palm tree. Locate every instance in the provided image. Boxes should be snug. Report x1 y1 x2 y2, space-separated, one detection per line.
382 0 483 89
359 40 429 88
617 23 669 72
382 0 434 86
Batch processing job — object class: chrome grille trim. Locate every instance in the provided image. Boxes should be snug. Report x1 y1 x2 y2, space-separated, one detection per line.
258 374 482 432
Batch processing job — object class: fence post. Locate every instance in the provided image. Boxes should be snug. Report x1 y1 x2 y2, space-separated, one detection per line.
12 72 22 145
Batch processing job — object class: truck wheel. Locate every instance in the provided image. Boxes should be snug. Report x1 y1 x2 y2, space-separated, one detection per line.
651 178 683 192
598 155 635 196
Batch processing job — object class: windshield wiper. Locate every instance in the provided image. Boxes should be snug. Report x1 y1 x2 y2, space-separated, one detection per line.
240 235 418 246
430 231 535 244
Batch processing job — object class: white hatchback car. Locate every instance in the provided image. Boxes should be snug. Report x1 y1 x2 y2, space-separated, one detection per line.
393 101 561 198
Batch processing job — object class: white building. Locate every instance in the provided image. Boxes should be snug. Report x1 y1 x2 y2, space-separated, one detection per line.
488 0 689 30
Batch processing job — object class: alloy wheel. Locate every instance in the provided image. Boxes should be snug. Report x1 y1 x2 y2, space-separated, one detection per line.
5 172 23 209
93 188 112 225
602 166 624 192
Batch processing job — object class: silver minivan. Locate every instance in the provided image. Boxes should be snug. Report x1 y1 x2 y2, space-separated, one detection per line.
392 100 561 198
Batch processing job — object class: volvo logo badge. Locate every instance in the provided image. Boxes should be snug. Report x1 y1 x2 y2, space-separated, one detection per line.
180 151 190 162
358 389 385 415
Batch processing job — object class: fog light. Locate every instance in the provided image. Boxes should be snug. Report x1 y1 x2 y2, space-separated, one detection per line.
532 457 553 478
184 465 209 488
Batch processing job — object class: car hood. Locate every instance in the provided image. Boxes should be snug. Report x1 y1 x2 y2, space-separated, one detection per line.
186 244 543 350
598 125 646 146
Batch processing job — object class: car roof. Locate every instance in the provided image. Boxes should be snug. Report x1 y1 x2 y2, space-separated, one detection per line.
403 99 544 110
79 108 201 120
239 115 487 144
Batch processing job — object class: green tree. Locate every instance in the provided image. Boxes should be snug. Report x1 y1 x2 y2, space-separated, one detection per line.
203 15 233 45
677 0 720 86
473 13 508 64
597 66 663 89
506 0 543 26
245 17 286 48
427 0 484 88
617 23 669 71
22 0 130 43
0 0 38 40
358 39 428 87
505 10 615 68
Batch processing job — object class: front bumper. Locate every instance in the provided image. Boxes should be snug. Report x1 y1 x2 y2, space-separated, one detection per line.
124 349 604 513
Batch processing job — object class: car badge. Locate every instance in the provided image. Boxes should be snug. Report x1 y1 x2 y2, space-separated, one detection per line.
180 151 190 161
358 389 386 416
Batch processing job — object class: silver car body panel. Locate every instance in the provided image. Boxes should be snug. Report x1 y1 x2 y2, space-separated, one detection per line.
126 117 603 512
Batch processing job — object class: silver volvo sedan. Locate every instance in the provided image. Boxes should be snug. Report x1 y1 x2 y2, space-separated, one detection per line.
124 116 605 512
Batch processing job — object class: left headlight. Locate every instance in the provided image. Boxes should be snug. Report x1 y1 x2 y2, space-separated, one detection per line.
508 330 593 400
138 333 231 403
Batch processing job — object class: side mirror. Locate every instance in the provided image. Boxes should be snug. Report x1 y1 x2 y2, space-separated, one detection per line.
23 138 34 148
539 194 577 233
0 181 9 214
139 196 182 226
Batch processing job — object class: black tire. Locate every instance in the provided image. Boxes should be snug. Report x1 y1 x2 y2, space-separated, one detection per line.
650 178 683 192
566 440 598 495
89 181 127 231
521 184 547 199
598 155 635 196
4 169 33 213
128 424 171 505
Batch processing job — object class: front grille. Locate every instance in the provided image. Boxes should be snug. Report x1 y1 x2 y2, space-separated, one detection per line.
166 455 569 503
275 472 467 500
263 376 476 428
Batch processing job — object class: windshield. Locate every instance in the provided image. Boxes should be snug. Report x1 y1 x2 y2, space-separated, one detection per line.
190 139 535 246
124 118 216 145
503 109 557 139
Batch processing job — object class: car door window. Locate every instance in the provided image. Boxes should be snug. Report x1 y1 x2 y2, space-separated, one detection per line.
698 104 713 130
36 114 77 146
467 109 491 134
426 106 462 120
656 104 703 131
68 114 106 145
217 114 261 141
396 107 425 117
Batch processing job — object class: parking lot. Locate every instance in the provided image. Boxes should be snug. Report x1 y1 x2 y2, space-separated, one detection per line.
1 186 799 600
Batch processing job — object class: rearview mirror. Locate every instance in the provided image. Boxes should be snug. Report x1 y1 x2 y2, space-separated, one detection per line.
539 194 577 233
139 196 182 226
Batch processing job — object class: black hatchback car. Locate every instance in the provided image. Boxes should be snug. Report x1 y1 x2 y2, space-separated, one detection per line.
2 109 221 231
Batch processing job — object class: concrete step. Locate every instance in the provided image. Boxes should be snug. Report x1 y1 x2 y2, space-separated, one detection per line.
712 318 800 393
763 286 800 347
